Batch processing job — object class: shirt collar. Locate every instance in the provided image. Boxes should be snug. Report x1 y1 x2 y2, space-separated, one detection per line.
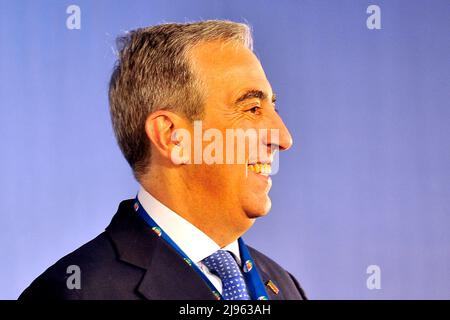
137 186 241 265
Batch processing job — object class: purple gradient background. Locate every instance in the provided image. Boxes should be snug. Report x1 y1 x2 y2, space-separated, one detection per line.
0 0 449 299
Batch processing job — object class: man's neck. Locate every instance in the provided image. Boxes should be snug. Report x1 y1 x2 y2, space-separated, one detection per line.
140 171 252 248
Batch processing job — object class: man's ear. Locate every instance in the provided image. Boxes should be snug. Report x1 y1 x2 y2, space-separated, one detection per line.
144 110 181 160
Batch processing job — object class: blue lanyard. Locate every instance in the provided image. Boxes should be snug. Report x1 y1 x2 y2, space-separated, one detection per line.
133 197 269 300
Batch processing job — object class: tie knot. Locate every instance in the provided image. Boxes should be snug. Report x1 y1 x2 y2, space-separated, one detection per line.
202 250 250 300
202 250 241 279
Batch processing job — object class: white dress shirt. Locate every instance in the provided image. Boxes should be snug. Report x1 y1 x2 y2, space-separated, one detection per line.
137 186 241 294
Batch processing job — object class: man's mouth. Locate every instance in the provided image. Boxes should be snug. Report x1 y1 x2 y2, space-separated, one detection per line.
247 163 272 176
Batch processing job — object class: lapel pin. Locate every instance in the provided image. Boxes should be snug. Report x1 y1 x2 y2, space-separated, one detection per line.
265 280 280 295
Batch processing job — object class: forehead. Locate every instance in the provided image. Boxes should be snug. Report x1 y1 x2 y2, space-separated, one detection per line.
189 41 272 103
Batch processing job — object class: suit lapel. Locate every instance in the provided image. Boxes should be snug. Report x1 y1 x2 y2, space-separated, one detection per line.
107 200 284 300
252 258 285 300
137 239 216 300
106 200 216 300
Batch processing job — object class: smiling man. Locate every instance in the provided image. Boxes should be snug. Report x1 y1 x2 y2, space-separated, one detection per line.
19 20 307 300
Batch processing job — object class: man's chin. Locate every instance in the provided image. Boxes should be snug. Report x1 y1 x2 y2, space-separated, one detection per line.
245 197 272 219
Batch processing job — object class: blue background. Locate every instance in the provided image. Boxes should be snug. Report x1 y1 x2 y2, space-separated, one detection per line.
0 0 449 299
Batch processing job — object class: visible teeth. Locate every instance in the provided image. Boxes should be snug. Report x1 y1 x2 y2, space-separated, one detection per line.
248 163 271 175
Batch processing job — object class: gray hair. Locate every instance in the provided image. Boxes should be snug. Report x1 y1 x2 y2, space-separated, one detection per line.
109 20 253 180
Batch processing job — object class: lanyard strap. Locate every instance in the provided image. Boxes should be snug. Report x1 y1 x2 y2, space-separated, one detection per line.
133 197 269 300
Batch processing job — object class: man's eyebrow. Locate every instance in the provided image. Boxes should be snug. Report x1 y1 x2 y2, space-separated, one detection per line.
235 89 268 104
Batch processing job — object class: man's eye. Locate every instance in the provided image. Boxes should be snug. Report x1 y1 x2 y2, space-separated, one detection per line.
247 106 261 114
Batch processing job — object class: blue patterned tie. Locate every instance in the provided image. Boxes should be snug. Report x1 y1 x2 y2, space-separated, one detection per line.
202 250 251 300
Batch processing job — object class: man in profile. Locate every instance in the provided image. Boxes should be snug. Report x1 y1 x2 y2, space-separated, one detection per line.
19 20 306 300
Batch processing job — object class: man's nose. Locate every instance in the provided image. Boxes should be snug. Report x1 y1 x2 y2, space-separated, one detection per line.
264 111 293 152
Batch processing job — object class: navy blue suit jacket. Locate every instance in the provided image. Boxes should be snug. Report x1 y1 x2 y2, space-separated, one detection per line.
19 199 307 300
